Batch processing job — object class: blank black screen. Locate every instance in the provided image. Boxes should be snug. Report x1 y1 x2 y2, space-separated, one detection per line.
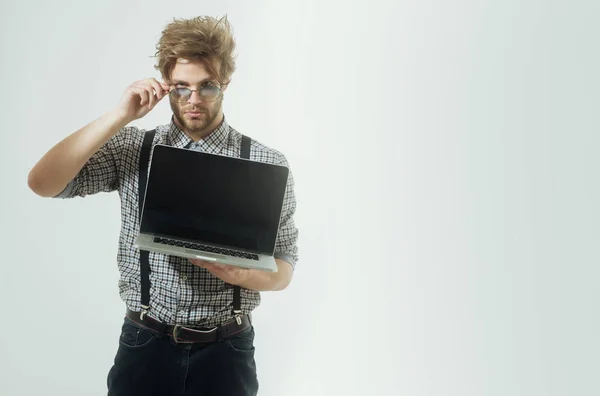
140 145 289 254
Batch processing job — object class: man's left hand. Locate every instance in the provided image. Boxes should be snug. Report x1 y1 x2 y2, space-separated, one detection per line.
188 259 250 286
188 258 293 291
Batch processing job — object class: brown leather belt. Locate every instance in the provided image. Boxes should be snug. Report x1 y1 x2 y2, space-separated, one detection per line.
125 309 252 344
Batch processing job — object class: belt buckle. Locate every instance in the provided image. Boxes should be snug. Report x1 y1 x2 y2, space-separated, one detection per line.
172 324 218 344
172 325 191 344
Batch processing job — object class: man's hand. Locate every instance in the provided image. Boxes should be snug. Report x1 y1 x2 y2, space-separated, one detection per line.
28 77 169 198
189 259 250 286
116 78 171 123
188 258 294 291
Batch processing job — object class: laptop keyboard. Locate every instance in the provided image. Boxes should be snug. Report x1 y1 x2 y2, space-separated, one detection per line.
153 237 260 261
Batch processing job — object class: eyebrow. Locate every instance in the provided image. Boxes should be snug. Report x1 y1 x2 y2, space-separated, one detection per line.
173 78 215 86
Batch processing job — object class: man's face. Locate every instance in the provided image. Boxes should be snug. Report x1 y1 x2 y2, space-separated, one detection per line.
168 59 225 138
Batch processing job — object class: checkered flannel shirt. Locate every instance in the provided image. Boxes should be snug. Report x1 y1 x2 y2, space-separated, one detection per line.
55 116 299 327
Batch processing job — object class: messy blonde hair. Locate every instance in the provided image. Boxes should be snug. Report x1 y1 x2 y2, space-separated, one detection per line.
154 15 236 86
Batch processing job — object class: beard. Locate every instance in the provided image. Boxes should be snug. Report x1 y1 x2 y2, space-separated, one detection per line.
170 96 223 136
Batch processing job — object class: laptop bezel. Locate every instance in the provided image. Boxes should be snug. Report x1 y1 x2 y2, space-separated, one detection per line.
137 143 289 256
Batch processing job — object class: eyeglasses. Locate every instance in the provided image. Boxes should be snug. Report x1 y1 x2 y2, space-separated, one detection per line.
169 85 222 103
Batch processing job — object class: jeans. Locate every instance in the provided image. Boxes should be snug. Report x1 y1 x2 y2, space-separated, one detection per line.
107 317 259 396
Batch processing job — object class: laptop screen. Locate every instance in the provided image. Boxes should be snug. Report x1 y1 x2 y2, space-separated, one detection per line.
139 144 289 255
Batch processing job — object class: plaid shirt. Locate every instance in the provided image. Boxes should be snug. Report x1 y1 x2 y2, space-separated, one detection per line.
55 116 299 327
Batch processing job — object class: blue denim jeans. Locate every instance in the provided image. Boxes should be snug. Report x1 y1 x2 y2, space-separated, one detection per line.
107 317 259 396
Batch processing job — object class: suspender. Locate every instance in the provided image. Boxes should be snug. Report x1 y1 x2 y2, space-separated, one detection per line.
137 131 252 325
234 135 252 324
138 130 156 320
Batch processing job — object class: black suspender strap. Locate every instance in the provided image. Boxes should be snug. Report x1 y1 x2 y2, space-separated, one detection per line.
233 135 252 325
241 134 251 160
138 130 156 320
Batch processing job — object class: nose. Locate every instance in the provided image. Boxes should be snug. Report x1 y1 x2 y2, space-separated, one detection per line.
187 90 203 105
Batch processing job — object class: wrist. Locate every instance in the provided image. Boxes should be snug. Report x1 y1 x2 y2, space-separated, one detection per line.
107 107 132 128
238 268 281 291
237 268 255 287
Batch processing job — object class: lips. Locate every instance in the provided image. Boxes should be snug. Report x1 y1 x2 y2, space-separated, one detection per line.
185 111 204 118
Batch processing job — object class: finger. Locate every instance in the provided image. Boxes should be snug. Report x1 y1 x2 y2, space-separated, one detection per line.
188 258 211 268
202 263 226 275
145 79 164 101
145 87 155 108
136 83 155 108
201 262 219 271
188 258 202 265
210 262 227 270
150 80 165 103
129 88 147 106
153 79 170 99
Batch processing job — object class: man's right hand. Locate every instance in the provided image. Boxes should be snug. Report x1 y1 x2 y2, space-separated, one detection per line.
117 78 171 123
28 77 171 198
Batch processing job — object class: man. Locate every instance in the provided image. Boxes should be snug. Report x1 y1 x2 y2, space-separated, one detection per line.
27 15 298 396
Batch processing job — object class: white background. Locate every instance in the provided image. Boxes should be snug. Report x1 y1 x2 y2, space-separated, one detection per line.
1 0 599 395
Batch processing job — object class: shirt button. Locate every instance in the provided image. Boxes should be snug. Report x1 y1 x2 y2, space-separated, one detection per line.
182 275 188 281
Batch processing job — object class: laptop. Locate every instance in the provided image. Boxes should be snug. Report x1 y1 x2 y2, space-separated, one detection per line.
134 144 289 272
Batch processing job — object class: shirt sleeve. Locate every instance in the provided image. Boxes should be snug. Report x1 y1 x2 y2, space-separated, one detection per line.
273 153 299 269
54 127 132 198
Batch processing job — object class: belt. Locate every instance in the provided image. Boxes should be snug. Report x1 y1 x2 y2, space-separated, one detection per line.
125 309 252 344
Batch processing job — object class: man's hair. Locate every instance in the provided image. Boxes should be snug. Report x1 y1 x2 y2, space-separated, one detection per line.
154 15 236 86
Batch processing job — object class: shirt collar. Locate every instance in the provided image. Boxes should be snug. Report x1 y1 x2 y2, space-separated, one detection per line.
167 115 231 153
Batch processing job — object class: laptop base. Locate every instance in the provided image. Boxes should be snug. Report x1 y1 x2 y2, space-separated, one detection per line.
134 234 278 272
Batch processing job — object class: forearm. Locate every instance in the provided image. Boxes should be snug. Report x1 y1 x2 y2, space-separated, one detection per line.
237 259 293 291
27 108 129 197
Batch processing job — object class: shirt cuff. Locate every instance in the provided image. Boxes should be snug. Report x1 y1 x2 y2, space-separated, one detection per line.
274 253 296 270
53 180 74 198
